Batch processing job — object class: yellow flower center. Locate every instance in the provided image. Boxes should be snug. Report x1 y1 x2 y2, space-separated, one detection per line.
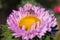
19 16 41 31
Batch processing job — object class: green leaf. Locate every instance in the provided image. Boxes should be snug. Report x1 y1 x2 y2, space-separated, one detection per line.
45 36 50 40
2 25 8 31
17 0 40 8
1 25 20 40
2 30 12 40
0 0 3 9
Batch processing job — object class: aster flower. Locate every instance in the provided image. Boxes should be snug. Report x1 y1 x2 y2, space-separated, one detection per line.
7 3 57 40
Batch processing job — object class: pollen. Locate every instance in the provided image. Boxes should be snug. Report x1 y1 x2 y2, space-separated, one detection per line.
19 16 42 31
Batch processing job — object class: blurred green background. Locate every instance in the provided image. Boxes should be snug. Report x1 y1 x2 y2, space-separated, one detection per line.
0 0 60 40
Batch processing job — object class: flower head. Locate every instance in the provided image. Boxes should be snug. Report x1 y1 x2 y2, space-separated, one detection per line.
7 4 57 40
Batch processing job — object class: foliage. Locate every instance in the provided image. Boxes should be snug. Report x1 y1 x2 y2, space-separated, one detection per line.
1 25 19 40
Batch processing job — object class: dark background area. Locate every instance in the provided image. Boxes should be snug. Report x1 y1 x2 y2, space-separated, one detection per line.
0 0 21 24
